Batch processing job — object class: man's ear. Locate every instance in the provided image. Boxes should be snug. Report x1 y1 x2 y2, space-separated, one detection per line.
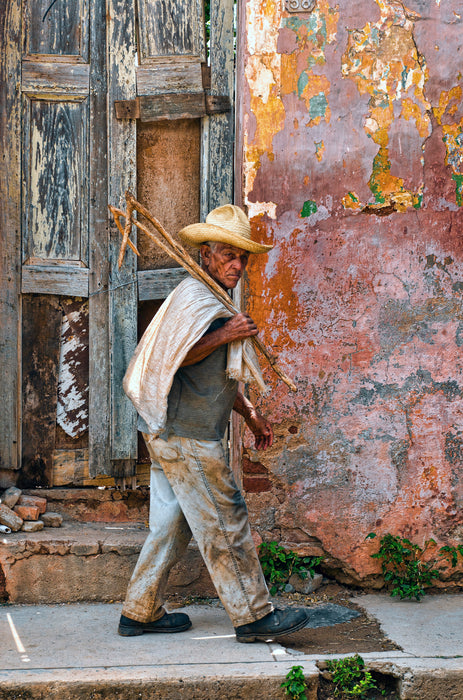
200 243 211 266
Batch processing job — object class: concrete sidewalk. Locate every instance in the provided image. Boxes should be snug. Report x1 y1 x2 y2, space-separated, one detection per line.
1 595 463 699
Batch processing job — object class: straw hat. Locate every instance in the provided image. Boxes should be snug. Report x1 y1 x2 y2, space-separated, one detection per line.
178 204 273 254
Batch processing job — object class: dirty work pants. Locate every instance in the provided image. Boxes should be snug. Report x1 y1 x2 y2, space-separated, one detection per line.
121 434 273 627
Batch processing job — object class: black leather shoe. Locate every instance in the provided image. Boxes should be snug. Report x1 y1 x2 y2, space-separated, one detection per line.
118 611 192 636
235 607 309 643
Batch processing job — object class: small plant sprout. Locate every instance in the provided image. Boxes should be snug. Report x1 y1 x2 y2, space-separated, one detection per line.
281 665 308 700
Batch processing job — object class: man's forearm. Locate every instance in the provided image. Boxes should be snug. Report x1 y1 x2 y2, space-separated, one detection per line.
181 326 230 366
233 391 256 421
233 391 274 450
181 313 259 367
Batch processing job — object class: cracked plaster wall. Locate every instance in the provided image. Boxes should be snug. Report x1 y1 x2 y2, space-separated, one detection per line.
239 0 463 583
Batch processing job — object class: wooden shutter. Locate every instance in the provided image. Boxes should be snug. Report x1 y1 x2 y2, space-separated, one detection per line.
21 0 111 479
0 0 235 484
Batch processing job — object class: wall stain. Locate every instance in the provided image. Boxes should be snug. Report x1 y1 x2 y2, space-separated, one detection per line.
376 296 463 360
351 370 463 408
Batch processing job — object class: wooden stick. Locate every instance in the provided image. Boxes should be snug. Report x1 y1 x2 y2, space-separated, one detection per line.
111 194 297 392
118 196 135 268
109 205 140 258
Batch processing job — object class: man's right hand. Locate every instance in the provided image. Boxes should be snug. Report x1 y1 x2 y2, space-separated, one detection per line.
181 313 258 367
222 313 259 343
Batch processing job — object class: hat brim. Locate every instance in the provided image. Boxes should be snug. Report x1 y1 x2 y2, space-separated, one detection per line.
178 223 273 254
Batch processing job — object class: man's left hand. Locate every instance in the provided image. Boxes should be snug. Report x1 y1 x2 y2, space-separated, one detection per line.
246 412 274 451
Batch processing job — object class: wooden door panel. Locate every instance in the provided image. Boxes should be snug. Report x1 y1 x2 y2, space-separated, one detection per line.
23 97 88 263
137 0 204 60
24 0 89 59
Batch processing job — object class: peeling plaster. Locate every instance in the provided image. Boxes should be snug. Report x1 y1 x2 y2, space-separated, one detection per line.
341 0 430 213
241 0 463 583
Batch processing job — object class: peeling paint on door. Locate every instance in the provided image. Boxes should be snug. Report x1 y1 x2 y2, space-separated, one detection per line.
57 299 89 438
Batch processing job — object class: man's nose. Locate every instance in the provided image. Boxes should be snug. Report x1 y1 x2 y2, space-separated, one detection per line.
231 257 244 272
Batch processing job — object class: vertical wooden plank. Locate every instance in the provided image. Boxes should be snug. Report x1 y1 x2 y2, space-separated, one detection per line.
20 295 61 487
23 98 88 262
107 0 138 474
88 0 111 476
0 0 21 473
200 0 237 476
234 0 246 212
202 0 235 213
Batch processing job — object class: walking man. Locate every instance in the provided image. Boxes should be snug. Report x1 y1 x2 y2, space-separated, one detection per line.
119 204 308 642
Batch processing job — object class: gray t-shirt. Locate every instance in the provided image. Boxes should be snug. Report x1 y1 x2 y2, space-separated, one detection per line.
139 318 238 441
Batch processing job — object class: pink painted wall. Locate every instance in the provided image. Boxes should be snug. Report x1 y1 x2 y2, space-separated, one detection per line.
238 0 463 584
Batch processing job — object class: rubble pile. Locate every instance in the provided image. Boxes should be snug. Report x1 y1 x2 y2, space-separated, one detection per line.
0 487 63 534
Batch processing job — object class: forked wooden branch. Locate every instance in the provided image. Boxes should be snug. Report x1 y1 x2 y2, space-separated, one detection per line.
109 193 297 392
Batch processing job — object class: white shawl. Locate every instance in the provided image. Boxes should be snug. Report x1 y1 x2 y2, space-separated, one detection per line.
123 276 266 435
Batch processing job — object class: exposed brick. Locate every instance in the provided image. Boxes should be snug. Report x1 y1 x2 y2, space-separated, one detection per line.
243 476 272 493
14 505 40 521
242 457 268 475
17 495 47 514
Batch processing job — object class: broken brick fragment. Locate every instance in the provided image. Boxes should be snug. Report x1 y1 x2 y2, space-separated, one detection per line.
14 505 40 521
21 520 44 533
18 495 47 514
1 487 22 509
0 504 23 531
42 512 63 527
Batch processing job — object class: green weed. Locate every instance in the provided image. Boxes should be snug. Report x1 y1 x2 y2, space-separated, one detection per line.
281 665 308 700
366 533 463 601
258 541 323 595
325 655 378 698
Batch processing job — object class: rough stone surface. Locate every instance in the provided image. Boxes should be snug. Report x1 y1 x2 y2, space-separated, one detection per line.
0 677 316 700
21 520 44 533
25 488 149 523
0 504 23 532
289 572 323 595
1 487 22 509
399 671 463 700
0 522 215 604
240 0 463 585
41 512 63 527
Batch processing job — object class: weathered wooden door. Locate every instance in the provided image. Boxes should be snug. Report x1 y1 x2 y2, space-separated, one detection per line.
0 0 234 487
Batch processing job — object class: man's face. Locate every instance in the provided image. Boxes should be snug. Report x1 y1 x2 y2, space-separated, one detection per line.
201 242 250 289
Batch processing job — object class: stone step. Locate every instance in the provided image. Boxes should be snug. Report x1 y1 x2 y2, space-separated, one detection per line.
0 521 215 604
23 487 150 524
